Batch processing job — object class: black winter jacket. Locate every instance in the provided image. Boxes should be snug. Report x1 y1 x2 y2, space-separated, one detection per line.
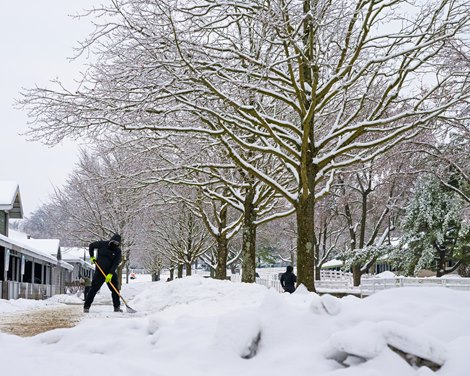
89 235 122 274
280 271 297 293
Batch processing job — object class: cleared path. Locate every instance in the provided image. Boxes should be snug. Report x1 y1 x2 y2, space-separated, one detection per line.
0 305 84 337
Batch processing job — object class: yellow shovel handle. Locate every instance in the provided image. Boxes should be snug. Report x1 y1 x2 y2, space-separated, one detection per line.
94 261 128 306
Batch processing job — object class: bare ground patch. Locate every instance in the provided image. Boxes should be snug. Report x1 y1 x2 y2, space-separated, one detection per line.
0 305 84 337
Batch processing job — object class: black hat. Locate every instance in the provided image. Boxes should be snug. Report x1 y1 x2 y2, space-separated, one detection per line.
110 234 121 244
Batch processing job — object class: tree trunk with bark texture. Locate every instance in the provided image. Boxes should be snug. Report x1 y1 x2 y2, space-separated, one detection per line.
241 188 257 283
296 193 316 292
177 264 183 278
215 235 228 280
185 262 192 276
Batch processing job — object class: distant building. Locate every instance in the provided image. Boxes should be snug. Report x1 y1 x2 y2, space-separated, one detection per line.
321 259 344 271
9 229 75 295
61 246 94 282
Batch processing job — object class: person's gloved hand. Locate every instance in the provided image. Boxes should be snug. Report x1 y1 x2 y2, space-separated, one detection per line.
90 257 96 264
105 273 113 283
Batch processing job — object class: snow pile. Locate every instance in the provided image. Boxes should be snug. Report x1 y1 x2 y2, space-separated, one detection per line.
47 293 84 305
375 270 397 278
1 276 470 376
0 297 63 313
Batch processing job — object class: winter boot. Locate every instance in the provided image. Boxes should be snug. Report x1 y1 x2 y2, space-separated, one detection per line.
84 307 90 313
114 307 123 313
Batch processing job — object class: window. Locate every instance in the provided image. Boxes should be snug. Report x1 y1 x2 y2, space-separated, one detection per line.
0 212 6 236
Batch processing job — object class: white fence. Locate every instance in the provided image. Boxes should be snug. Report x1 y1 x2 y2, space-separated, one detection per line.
0 281 54 300
232 269 470 296
360 277 470 295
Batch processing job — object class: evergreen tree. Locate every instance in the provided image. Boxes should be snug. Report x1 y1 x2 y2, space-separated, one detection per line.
395 176 470 276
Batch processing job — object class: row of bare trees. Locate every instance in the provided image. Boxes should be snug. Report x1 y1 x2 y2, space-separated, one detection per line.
17 125 470 287
18 0 470 290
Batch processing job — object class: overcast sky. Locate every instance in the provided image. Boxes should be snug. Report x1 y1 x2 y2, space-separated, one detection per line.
1 1 98 217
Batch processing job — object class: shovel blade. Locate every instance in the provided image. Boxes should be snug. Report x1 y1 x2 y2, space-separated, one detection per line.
126 304 137 314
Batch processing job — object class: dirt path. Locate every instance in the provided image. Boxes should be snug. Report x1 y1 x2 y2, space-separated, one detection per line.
0 305 84 337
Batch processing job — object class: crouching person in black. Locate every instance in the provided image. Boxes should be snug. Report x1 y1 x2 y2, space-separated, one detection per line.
84 234 122 313
280 265 297 293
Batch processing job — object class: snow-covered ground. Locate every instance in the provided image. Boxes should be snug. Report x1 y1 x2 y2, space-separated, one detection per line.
1 276 469 376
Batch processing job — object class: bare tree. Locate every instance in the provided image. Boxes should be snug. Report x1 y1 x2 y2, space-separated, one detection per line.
160 141 294 282
313 195 346 280
335 155 414 285
152 201 211 276
20 0 470 290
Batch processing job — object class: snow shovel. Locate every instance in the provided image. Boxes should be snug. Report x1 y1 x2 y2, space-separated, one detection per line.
94 261 137 313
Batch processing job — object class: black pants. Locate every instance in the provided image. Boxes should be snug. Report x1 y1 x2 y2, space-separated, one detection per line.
84 286 91 300
283 285 296 294
84 271 120 309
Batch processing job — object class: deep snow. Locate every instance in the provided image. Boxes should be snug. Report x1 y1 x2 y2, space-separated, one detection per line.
1 275 469 376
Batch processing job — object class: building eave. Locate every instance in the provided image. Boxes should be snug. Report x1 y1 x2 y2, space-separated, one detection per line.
0 234 57 265
0 182 23 219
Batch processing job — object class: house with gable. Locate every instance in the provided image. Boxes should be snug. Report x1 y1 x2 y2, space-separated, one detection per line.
0 181 75 299
9 229 75 295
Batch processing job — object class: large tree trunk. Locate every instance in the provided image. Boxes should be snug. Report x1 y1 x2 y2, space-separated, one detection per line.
296 193 316 292
177 264 183 278
215 236 228 279
185 262 192 276
295 0 318 292
241 188 257 283
352 264 362 287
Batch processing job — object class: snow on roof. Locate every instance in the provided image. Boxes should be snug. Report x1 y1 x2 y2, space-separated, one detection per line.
61 247 89 262
5 229 74 270
0 181 18 205
9 229 60 256
322 259 344 268
8 231 86 271
0 181 23 218
0 233 58 265
57 260 74 271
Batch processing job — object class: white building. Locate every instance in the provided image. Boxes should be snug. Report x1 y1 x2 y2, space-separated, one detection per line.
61 246 94 283
0 181 76 299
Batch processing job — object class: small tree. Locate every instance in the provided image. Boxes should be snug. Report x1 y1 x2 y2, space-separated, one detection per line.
396 176 470 276
153 201 211 276
256 246 278 267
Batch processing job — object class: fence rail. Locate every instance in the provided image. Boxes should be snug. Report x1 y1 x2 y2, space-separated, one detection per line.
231 270 470 296
0 281 54 300
360 277 470 295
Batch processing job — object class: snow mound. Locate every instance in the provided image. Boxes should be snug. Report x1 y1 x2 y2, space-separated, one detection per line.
47 294 83 305
310 293 342 315
0 298 62 313
375 271 397 278
324 321 446 368
1 278 470 376
213 311 262 358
